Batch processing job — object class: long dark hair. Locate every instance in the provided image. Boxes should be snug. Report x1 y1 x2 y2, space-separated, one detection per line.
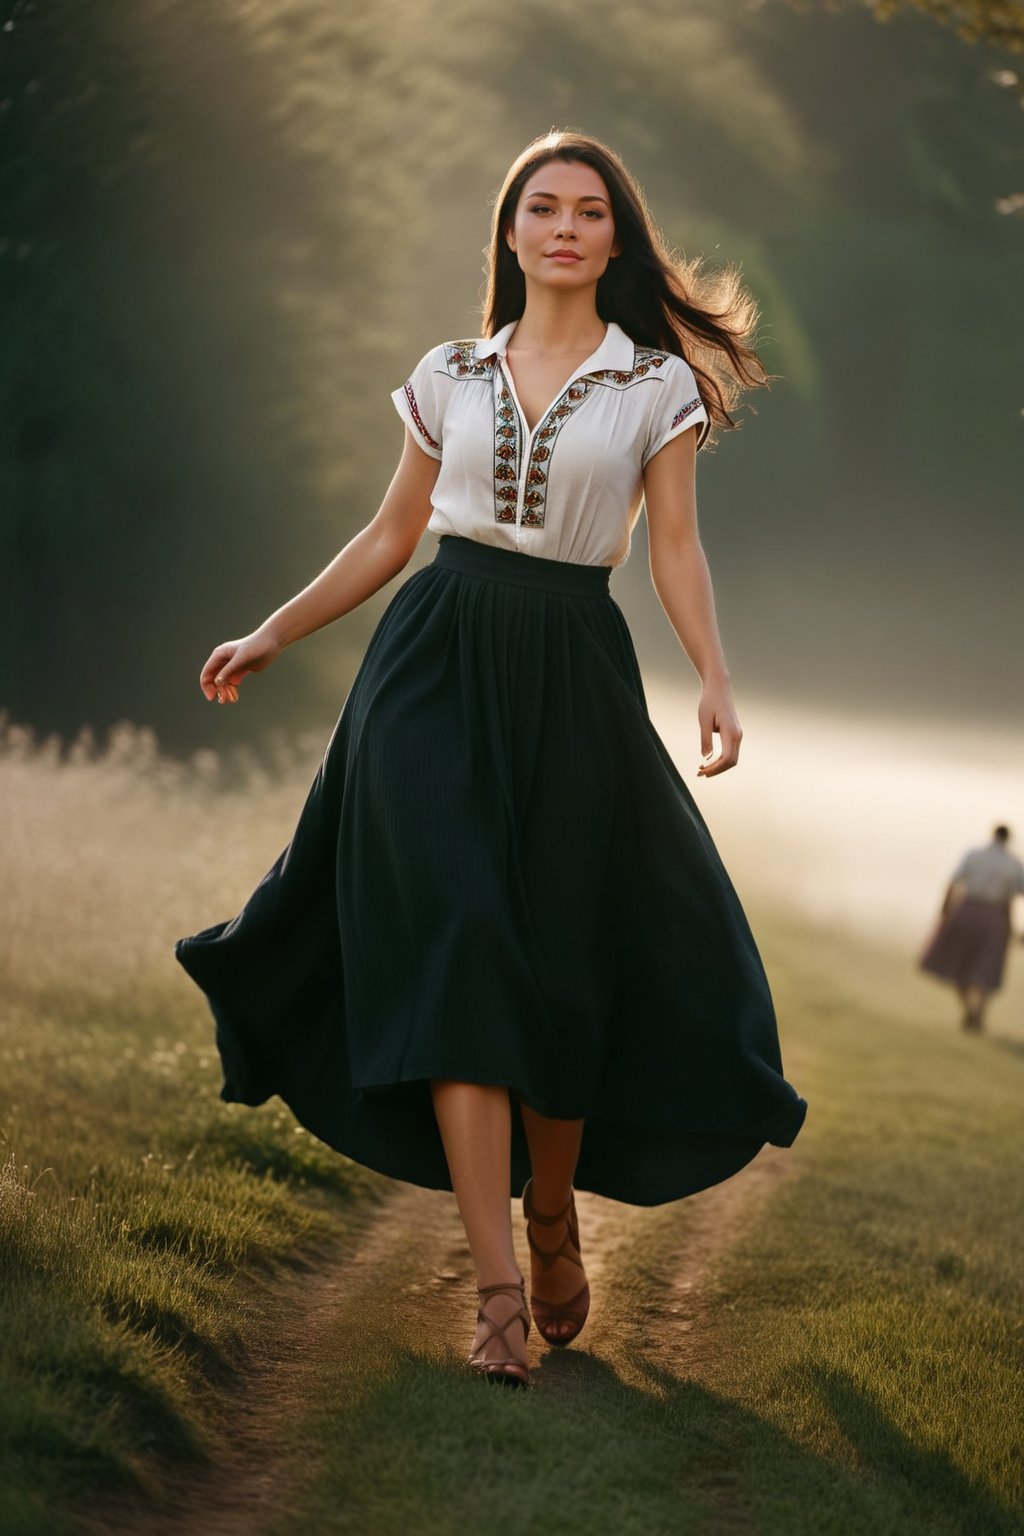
482 130 774 448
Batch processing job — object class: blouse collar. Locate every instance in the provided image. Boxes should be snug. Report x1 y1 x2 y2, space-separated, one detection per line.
472 319 635 378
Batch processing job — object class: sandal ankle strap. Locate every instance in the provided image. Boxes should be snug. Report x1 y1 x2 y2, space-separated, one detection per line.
522 1177 574 1225
477 1278 526 1300
472 1279 532 1361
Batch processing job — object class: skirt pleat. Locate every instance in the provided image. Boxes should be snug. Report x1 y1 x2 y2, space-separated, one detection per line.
919 896 1011 992
175 534 807 1205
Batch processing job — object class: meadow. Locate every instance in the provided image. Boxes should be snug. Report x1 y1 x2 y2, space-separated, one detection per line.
0 713 389 1533
1 711 1022 1536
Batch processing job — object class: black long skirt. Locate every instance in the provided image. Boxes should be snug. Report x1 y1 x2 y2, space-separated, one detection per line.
175 534 807 1205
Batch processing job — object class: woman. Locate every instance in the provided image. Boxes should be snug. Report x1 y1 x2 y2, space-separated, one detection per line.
175 130 807 1390
919 824 1024 1032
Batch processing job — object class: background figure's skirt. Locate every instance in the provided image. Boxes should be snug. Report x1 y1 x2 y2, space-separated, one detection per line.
919 896 1011 993
175 535 807 1205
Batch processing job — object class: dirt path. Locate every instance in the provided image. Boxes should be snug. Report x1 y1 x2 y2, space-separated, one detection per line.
82 1148 795 1536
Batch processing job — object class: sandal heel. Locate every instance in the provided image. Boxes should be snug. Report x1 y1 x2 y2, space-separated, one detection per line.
522 1177 591 1347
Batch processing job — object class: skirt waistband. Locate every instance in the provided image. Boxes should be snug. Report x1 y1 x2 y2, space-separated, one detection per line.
433 535 611 597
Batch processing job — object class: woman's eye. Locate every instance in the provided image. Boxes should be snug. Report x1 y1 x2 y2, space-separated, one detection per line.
528 205 604 219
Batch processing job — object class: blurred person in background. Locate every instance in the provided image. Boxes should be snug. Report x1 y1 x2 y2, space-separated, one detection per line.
919 824 1024 1033
175 130 807 1390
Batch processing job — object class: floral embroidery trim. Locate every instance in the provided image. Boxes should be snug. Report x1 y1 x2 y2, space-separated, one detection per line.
588 346 670 387
514 348 673 529
493 383 521 524
519 379 595 528
671 397 703 430
482 342 683 530
402 381 440 451
443 340 496 379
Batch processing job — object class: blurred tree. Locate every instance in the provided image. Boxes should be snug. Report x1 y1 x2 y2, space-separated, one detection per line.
0 0 505 755
773 0 1024 54
869 0 1024 54
2 0 1021 750
771 0 1024 207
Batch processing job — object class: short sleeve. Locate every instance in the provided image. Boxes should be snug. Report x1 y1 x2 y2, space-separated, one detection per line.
642 355 710 467
950 851 972 884
390 345 446 461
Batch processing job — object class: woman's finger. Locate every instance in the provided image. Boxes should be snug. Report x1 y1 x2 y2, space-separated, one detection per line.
205 643 256 700
720 723 742 765
201 644 237 698
698 724 742 777
202 630 279 702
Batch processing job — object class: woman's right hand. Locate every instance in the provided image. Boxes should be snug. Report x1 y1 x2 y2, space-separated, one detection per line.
199 626 283 704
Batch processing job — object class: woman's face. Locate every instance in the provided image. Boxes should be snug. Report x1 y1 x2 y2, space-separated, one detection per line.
506 160 621 291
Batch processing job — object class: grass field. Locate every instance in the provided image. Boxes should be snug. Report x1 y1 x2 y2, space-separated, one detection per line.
1 715 1022 1536
0 716 389 1535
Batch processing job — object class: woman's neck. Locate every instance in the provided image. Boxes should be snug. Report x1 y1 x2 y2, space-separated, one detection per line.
509 287 607 356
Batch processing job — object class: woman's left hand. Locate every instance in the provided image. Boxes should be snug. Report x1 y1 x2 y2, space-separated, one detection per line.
697 679 742 777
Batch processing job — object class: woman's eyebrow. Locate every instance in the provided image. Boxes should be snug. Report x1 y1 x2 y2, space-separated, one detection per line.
525 192 610 205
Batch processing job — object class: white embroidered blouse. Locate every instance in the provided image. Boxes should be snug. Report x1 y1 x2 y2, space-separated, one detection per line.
390 318 710 568
950 843 1024 905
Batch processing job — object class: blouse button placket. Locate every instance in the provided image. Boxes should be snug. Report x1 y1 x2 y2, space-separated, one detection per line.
497 359 585 546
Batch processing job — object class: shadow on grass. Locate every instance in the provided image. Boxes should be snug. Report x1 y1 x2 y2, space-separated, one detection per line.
800 1364 1020 1536
282 1348 1021 1536
989 1034 1024 1061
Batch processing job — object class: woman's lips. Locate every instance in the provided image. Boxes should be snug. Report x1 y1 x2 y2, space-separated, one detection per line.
547 251 583 261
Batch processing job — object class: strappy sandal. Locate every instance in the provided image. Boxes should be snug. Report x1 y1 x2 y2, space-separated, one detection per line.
522 1177 591 1347
466 1278 532 1388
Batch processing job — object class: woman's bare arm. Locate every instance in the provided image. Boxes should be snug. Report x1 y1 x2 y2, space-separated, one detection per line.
201 429 440 703
642 426 742 777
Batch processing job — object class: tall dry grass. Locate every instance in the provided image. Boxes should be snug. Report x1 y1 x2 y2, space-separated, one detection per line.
1 708 331 1003
0 710 387 1531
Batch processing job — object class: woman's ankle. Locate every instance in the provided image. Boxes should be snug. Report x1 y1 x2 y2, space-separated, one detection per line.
525 1174 573 1219
476 1269 524 1292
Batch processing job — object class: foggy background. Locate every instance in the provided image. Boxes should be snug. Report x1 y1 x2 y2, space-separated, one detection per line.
2 0 1022 948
